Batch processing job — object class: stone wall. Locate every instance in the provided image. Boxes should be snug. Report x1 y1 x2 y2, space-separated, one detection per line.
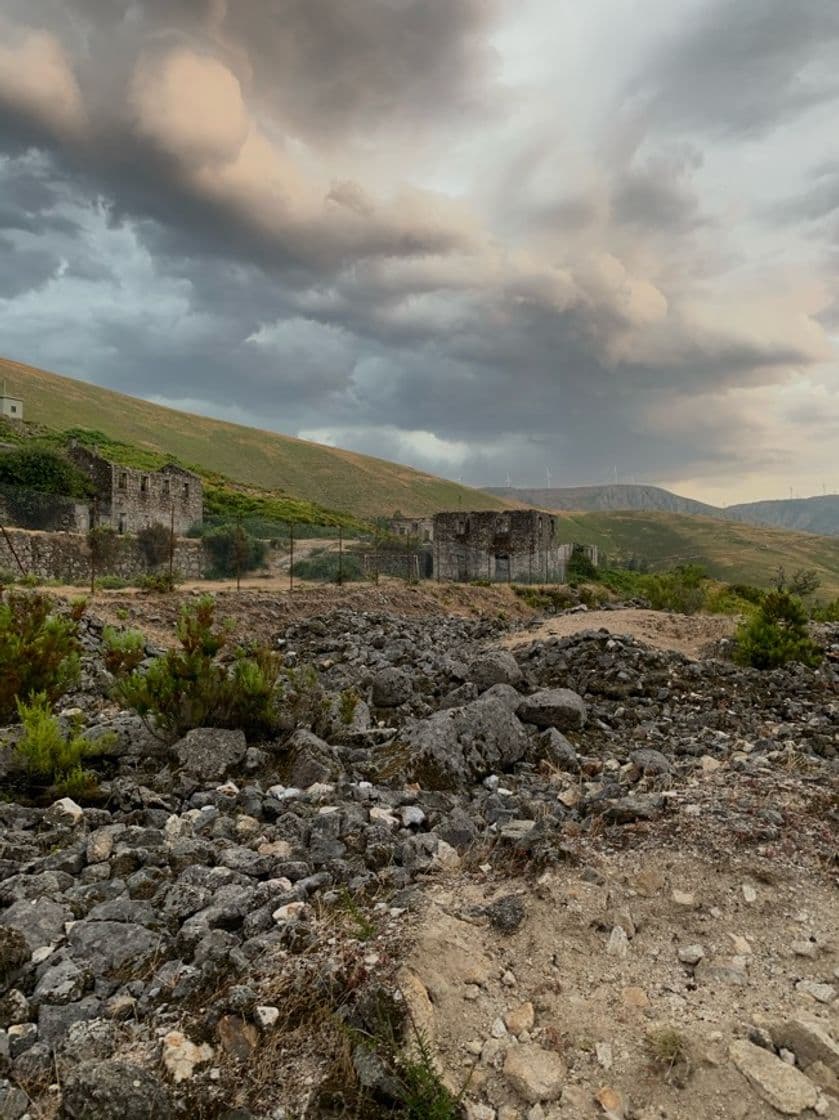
433 510 573 583
0 486 90 532
0 528 205 584
360 550 430 581
68 446 203 536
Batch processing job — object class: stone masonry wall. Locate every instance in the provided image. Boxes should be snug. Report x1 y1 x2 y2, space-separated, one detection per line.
433 510 572 583
0 528 205 583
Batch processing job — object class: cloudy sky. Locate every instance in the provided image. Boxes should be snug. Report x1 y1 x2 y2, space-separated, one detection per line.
0 0 838 505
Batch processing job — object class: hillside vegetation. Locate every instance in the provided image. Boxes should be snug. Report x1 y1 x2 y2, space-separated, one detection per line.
559 510 839 598
0 356 509 518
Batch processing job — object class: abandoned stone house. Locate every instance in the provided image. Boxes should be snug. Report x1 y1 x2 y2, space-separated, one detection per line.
387 516 434 542
68 445 203 535
432 509 578 583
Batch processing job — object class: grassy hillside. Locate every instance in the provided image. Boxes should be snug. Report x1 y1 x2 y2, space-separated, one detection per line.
558 510 839 598
0 357 509 518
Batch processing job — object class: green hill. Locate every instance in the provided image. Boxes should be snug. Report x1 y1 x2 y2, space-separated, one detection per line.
558 510 839 598
0 356 508 518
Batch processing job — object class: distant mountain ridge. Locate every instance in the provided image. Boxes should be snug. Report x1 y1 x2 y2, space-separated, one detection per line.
486 485 839 538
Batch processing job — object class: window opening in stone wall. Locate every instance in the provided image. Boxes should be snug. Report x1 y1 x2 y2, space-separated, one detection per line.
119 472 127 490
118 514 126 534
140 475 149 494
183 482 190 500
162 478 170 497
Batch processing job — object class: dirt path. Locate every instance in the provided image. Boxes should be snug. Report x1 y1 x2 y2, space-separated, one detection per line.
500 607 737 659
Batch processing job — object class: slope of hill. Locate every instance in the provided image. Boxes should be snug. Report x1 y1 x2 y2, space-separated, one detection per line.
556 510 839 598
486 483 719 517
726 495 839 536
489 483 839 537
0 357 509 518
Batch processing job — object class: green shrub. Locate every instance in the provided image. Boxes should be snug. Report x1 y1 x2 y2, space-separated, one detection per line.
11 694 107 791
0 592 82 723
136 523 171 568
641 564 707 614
292 552 363 583
102 626 146 676
812 598 839 623
95 575 130 590
115 596 287 740
137 571 180 593
734 591 823 670
567 546 598 583
0 446 93 498
203 524 268 578
512 585 576 612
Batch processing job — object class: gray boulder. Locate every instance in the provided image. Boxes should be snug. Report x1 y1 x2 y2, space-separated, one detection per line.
516 689 586 731
61 1059 172 1120
287 729 342 788
0 1079 29 1120
534 728 579 771
86 714 169 760
372 668 413 708
174 728 247 781
68 920 160 971
469 650 523 691
1 896 72 951
31 959 90 1008
403 695 528 789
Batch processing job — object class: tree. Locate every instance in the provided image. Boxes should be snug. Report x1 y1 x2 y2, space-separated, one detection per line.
734 591 822 670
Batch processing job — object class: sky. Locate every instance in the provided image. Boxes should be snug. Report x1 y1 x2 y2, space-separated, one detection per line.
0 1 838 506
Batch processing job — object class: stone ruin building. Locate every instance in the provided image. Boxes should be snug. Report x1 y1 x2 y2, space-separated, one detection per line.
68 445 203 535
432 509 576 582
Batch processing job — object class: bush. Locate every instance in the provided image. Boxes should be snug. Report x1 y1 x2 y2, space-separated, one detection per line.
137 571 180 593
0 446 93 498
102 626 146 676
95 575 130 590
512 585 577 612
641 564 707 614
734 591 823 670
0 591 82 723
292 552 363 583
115 596 287 740
137 523 171 568
87 526 121 582
203 525 267 578
11 693 107 792
567 546 598 584
812 598 839 623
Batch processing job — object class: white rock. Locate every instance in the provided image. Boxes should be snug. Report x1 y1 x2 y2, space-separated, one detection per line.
254 1006 280 1029
742 884 758 904
369 807 399 828
795 980 836 1004
672 890 696 908
791 940 819 959
678 944 705 965
606 926 629 959
503 1044 566 1104
401 806 426 827
45 797 83 828
162 1031 214 1083
596 1041 614 1070
272 901 306 923
431 840 461 872
491 1017 508 1039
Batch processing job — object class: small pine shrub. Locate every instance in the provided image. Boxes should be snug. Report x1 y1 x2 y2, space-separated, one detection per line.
136 523 171 568
0 591 82 723
115 596 287 740
102 626 146 676
734 591 823 670
339 689 360 726
12 694 109 791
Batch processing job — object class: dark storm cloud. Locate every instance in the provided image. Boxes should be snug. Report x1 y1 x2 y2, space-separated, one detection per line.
0 1 834 498
629 0 839 137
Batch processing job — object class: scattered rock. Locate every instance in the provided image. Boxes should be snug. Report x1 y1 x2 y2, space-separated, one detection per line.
730 1039 820 1115
62 1059 173 1119
503 1043 566 1103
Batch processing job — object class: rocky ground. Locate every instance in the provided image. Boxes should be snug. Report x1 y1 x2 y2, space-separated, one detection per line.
0 588 836 1120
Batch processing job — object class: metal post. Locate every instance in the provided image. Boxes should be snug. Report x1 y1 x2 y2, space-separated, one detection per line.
168 501 175 585
289 522 294 595
235 512 242 591
0 520 26 578
338 525 344 586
